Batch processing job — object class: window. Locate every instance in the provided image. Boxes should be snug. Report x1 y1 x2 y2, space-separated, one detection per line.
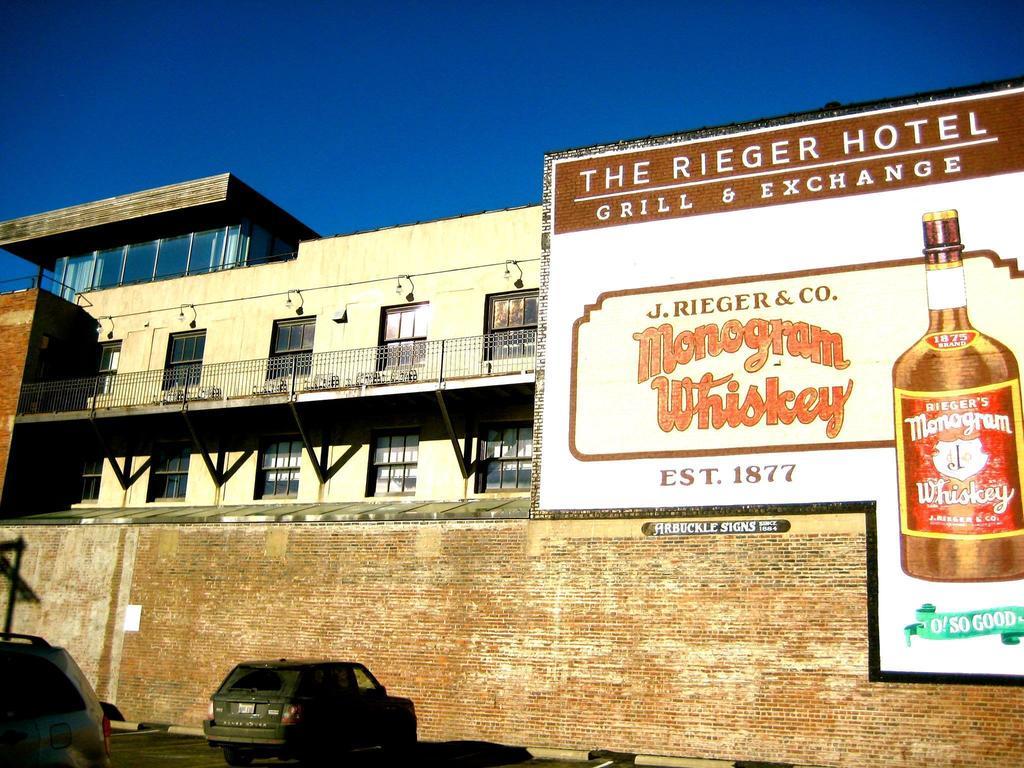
81 456 103 502
370 432 418 495
268 318 315 379
479 424 532 491
353 665 381 694
0 654 85 722
50 223 290 296
189 228 228 274
93 246 125 289
486 290 538 361
98 341 120 394
257 439 303 498
122 240 158 284
380 304 429 369
154 233 191 278
164 331 205 389
149 445 190 500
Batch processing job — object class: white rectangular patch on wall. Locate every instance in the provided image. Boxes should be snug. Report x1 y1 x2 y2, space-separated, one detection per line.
124 604 142 632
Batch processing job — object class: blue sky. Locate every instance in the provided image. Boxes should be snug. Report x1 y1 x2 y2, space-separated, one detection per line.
2 1 1022 278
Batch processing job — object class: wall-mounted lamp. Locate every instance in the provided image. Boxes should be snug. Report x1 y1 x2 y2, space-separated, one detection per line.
504 260 524 289
178 304 197 328
96 315 114 340
286 289 304 315
394 275 415 302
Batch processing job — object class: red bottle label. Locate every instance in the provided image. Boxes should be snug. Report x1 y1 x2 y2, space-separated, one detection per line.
894 381 1024 539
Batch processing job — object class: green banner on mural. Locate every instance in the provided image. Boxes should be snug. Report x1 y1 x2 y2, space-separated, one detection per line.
905 604 1024 647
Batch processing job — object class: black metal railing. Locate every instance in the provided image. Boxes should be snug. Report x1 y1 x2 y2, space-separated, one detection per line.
16 330 536 415
0 274 78 297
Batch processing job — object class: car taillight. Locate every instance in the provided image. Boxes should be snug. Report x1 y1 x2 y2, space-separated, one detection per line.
102 714 111 756
281 704 303 725
207 701 214 720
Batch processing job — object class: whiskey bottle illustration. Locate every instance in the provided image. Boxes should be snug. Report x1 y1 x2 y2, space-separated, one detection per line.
893 210 1024 581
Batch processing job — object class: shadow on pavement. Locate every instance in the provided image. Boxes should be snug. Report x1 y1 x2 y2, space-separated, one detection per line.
249 740 534 767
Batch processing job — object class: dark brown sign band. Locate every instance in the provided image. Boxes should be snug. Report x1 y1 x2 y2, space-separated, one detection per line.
553 90 1024 234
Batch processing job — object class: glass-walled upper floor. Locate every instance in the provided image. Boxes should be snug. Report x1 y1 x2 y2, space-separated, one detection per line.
53 219 297 301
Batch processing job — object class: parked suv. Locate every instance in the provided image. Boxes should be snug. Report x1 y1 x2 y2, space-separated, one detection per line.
204 660 416 766
0 633 111 768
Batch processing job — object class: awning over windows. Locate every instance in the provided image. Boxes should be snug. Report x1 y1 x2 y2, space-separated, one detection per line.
0 499 530 526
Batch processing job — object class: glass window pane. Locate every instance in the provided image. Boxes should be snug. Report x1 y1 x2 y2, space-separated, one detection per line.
406 434 419 462
390 434 406 463
155 235 191 278
261 444 276 469
374 436 390 464
122 241 158 284
224 225 242 267
413 306 428 337
249 224 271 263
486 462 501 489
385 312 401 341
271 237 292 258
501 462 516 488
376 467 391 495
399 310 415 339
509 298 524 327
404 465 417 493
519 429 532 458
190 229 226 273
492 299 509 330
94 247 124 289
63 253 95 298
524 297 538 325
518 463 532 488
503 428 517 456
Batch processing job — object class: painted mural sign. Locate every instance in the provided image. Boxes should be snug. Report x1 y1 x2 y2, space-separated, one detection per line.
541 81 1024 681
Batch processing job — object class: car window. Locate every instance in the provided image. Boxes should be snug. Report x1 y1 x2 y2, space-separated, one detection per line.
297 667 331 697
352 666 380 694
221 667 295 693
0 652 85 721
332 666 355 694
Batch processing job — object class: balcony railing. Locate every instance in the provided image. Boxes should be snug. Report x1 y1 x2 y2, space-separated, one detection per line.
16 330 536 416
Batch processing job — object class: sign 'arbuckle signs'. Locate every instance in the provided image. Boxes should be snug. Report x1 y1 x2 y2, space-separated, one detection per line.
552 91 1024 233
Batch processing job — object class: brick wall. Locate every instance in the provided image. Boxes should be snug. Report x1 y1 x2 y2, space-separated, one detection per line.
3 517 1021 768
0 290 38 504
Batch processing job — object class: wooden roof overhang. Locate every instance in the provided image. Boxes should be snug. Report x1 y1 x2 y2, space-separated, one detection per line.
0 173 319 271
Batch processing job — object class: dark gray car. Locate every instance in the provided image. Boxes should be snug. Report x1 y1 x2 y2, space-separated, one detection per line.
0 633 111 768
203 660 416 766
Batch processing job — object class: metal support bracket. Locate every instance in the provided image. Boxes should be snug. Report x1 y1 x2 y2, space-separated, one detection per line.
181 410 224 487
87 418 136 491
435 390 469 480
288 401 326 486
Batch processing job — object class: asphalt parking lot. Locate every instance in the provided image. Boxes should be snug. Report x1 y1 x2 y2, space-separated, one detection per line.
110 729 638 768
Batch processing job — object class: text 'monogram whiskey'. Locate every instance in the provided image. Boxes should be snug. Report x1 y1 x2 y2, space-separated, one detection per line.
893 210 1024 581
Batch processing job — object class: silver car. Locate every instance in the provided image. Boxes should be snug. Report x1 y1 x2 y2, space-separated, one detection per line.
0 633 111 768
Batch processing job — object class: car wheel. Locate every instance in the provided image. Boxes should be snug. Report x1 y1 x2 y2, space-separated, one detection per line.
388 718 417 755
222 746 254 766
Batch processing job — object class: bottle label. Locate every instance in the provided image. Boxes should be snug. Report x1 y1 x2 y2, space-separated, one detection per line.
894 380 1024 539
924 331 978 351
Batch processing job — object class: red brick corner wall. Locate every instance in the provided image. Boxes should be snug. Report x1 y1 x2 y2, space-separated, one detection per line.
0 290 38 504
2 518 1021 768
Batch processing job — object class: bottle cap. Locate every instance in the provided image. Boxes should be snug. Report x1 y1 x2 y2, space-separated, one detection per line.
922 210 961 249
